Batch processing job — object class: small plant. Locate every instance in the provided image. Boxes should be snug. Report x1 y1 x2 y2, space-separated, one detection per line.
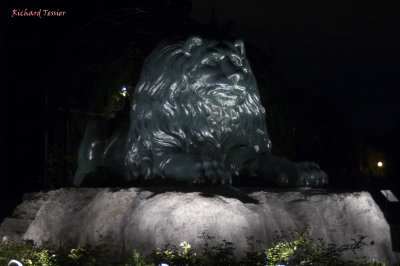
124 249 154 266
150 242 199 266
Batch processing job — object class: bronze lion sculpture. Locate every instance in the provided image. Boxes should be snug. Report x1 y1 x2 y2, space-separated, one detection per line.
74 36 328 187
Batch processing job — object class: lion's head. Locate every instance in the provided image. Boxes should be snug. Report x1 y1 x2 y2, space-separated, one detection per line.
125 36 272 179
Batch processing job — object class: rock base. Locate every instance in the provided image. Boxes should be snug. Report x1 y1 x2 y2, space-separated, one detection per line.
1 187 399 263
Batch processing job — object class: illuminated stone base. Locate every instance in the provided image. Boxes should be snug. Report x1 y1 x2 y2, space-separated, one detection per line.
1 187 399 263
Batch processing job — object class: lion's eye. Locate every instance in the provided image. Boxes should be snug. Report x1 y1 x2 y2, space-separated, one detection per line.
204 58 218 66
202 54 221 66
231 55 242 67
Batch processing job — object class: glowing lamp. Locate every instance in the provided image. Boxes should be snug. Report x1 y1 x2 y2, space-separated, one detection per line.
377 161 383 168
120 86 128 97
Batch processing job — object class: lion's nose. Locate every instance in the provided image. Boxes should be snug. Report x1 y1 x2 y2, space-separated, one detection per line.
228 73 242 84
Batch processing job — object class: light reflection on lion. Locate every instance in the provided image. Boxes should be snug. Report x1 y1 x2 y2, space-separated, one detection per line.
74 36 328 187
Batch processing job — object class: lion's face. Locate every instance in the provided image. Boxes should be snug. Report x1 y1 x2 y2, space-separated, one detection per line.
187 42 252 108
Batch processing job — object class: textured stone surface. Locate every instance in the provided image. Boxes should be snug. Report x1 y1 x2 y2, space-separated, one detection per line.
1 187 399 263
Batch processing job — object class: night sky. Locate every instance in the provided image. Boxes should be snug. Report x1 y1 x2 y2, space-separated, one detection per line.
2 1 400 219
191 0 400 136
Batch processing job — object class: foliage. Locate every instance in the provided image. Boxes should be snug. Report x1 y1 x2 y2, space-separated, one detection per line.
0 239 99 266
1 226 387 266
196 231 236 266
124 249 155 266
241 226 385 266
43 44 144 190
150 242 200 266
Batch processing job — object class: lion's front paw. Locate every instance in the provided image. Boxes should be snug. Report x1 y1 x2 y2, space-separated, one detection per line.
161 155 232 185
193 160 232 186
294 162 329 187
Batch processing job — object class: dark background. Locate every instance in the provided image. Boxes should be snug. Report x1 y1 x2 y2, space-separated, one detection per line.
2 1 400 222
191 0 400 136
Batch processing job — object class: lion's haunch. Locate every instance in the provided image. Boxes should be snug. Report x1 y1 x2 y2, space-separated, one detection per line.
74 36 328 187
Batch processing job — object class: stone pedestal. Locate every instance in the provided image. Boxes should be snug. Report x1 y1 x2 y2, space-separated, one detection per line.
1 187 399 263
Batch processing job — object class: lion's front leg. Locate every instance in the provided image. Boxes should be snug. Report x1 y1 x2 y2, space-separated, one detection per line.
153 153 232 185
257 153 328 187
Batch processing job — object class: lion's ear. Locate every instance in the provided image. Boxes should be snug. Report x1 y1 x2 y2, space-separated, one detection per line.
183 36 203 57
234 39 245 57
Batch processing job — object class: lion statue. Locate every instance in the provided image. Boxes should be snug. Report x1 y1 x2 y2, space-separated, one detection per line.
74 36 328 187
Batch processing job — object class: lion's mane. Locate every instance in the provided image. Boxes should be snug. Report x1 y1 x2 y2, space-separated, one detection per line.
124 37 272 179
